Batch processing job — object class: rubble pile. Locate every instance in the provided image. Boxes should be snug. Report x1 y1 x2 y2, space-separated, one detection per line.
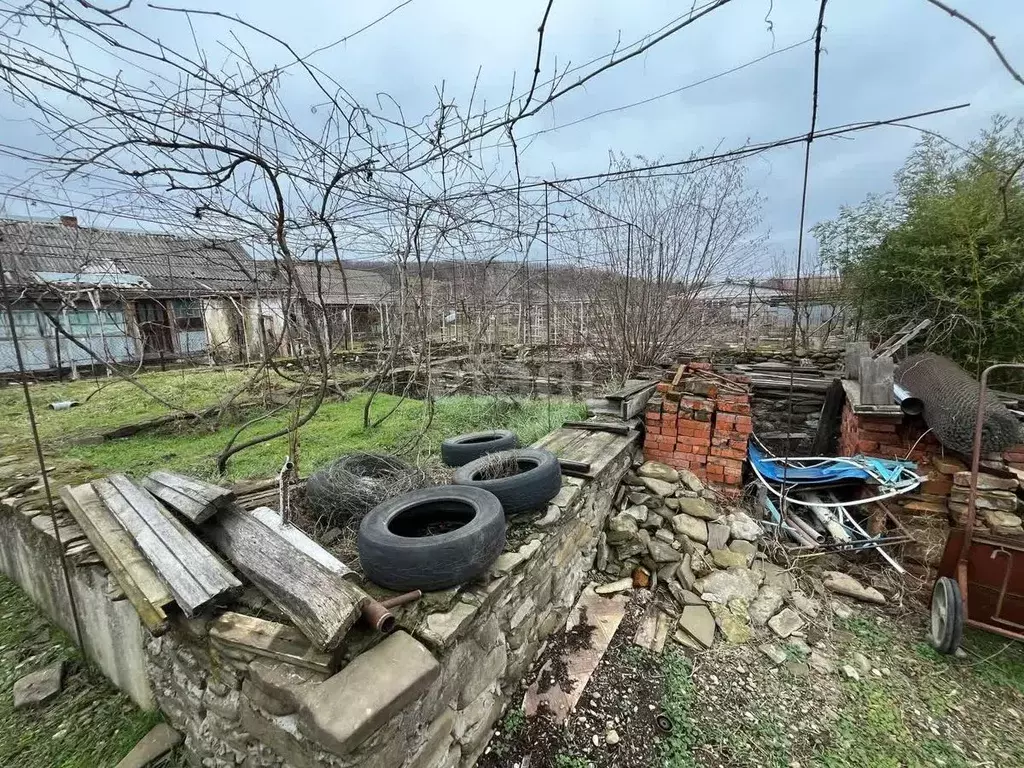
595 461 885 650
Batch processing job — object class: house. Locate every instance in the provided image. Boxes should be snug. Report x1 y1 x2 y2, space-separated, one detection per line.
0 217 280 373
288 261 394 347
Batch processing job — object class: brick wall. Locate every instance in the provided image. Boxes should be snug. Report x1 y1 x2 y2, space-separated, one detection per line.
643 363 752 495
837 401 942 464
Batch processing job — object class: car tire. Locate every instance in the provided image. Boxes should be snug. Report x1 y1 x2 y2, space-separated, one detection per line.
441 430 519 467
452 448 562 514
358 485 506 591
929 576 964 654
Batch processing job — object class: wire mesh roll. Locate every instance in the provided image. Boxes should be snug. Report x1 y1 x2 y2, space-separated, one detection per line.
895 353 1023 454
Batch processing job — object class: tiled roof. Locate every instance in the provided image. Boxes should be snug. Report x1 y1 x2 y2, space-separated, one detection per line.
0 220 268 294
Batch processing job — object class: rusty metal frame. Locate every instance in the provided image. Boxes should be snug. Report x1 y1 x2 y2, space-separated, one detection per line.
957 362 1024 642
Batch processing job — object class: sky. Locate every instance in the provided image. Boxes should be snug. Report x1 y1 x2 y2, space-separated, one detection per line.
1 0 1023 273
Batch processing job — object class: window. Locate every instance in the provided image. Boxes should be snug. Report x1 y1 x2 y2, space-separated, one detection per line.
173 299 204 332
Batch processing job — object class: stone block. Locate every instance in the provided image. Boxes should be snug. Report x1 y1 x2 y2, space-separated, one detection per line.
115 723 183 768
408 708 456 768
298 631 439 755
13 661 64 709
458 644 508 707
418 600 479 650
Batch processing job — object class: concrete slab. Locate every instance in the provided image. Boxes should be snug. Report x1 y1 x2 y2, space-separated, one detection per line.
13 661 64 710
298 631 439 755
115 723 182 768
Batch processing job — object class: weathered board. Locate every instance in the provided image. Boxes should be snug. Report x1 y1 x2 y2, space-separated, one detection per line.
247 506 356 580
209 611 334 674
60 483 173 635
533 427 638 479
92 474 241 617
205 503 367 650
142 470 233 524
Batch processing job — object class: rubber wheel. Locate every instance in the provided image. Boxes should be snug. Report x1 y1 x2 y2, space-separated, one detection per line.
452 448 562 514
930 576 964 654
358 486 506 591
441 430 518 467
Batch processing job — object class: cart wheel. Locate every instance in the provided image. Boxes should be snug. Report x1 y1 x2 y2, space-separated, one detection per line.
930 576 964 655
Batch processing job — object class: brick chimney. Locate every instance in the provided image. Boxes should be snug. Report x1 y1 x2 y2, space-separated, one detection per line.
59 215 78 228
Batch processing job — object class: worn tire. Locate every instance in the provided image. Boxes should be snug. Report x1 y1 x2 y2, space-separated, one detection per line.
440 430 519 467
930 576 964 654
452 448 562 514
358 485 506 591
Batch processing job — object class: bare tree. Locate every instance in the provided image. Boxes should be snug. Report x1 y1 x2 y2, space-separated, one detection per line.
562 154 763 380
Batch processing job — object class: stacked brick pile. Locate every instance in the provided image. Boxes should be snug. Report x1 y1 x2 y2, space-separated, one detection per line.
838 403 942 464
644 363 752 494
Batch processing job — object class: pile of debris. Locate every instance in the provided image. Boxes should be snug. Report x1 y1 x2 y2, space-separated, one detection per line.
595 461 886 651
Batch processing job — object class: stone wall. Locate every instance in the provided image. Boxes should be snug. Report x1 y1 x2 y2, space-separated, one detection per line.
145 438 637 768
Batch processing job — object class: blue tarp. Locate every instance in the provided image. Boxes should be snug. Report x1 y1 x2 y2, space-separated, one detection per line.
748 442 917 486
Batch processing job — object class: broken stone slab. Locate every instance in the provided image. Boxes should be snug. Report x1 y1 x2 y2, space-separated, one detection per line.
711 549 749 569
420 600 479 649
748 585 785 627
620 505 649 525
678 469 704 493
616 541 645 559
677 604 716 648
595 533 609 572
663 580 694 606
673 628 703 652
953 471 1018 491
788 590 821 618
663 497 681 511
808 650 834 675
13 661 64 710
675 497 720 521
768 608 804 639
654 528 675 545
595 578 634 595
760 643 787 665
535 504 562 527
114 723 182 768
627 491 652 506
640 476 677 497
694 567 761 603
606 514 639 544
711 599 752 644
671 513 708 543
728 539 757 564
298 631 439 755
984 509 1024 530
657 562 679 583
726 510 762 542
822 571 886 605
638 461 679 484
647 539 683 563
676 554 697 589
243 659 329 717
706 522 731 551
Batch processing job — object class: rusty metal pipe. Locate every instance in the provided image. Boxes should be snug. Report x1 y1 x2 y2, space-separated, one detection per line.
360 590 423 633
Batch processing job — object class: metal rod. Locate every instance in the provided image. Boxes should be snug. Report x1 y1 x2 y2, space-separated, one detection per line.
961 363 1024 617
0 249 83 647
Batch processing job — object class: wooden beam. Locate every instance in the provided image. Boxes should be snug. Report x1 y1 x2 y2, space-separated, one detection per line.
247 506 356 581
60 483 172 635
92 474 241 617
142 471 233 524
205 503 368 650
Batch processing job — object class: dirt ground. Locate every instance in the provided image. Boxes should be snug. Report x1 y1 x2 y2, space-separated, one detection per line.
480 570 1024 768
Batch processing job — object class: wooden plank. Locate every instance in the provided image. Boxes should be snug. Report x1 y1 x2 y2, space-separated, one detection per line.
604 379 659 401
859 356 895 406
621 383 658 420
142 478 211 524
107 475 240 596
248 506 356 580
206 503 367 650
561 421 632 436
93 475 240 617
523 584 628 724
148 471 232 504
61 484 171 635
873 319 930 359
209 611 334 674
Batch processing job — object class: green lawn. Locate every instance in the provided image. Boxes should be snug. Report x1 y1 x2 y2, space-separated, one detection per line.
0 367 585 481
0 576 161 768
64 393 584 481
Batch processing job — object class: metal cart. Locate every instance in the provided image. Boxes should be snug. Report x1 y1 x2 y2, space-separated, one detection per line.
931 363 1024 652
